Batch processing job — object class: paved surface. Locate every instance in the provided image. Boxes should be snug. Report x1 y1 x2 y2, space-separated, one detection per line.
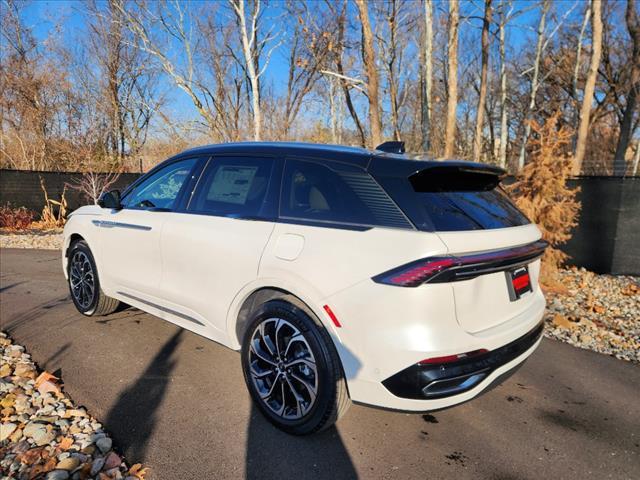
1 248 639 480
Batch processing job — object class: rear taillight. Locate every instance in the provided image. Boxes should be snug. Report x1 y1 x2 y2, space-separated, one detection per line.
418 348 489 365
372 239 548 287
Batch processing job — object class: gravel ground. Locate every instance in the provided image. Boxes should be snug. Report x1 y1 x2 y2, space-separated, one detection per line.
0 332 146 480
544 268 640 363
0 230 62 251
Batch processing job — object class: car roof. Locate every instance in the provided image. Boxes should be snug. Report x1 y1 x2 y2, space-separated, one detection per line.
170 141 505 176
176 142 374 167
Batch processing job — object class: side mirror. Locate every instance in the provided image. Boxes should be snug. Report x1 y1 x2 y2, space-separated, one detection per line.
98 190 122 210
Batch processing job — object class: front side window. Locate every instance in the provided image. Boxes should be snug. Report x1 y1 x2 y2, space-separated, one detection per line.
188 156 275 218
280 159 412 229
122 157 198 210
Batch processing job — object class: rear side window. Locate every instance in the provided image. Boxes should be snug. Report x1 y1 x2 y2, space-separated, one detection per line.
374 165 530 231
280 159 412 229
189 156 274 218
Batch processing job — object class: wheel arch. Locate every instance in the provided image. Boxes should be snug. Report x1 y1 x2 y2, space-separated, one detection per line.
228 283 341 351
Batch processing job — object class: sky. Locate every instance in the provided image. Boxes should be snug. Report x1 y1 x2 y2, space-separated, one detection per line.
19 0 588 131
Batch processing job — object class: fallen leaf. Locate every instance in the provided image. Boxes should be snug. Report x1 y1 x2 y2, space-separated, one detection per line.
552 314 576 329
34 371 59 389
19 447 45 465
128 463 149 479
58 436 74 450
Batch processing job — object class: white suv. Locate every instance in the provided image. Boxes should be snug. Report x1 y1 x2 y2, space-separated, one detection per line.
62 142 546 435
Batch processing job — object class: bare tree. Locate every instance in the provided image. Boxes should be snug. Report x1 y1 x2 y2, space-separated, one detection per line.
473 0 493 163
444 0 460 158
68 171 121 205
354 0 383 148
229 0 280 141
517 0 549 170
613 0 639 175
573 0 603 175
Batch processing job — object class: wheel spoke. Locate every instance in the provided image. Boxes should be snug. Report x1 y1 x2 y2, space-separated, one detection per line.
250 363 274 379
250 340 277 366
283 333 304 359
290 372 317 402
285 377 304 417
274 319 285 357
285 357 315 370
259 322 277 357
259 373 282 399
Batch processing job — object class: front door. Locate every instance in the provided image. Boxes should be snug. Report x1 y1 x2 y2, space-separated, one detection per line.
98 157 200 299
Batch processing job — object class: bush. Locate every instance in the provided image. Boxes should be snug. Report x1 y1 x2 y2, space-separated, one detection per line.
508 112 581 285
0 204 35 230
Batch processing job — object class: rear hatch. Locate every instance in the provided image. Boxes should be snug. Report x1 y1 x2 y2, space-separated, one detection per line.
370 158 545 333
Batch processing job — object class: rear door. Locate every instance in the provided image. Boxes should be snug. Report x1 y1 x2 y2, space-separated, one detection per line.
159 154 279 336
372 161 544 333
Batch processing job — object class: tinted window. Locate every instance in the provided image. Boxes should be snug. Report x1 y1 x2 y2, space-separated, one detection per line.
418 189 530 231
375 169 530 231
189 156 274 218
280 159 412 229
122 157 197 210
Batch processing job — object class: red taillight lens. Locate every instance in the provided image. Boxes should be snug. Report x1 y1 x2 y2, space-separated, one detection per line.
372 240 547 287
387 258 456 287
418 348 488 365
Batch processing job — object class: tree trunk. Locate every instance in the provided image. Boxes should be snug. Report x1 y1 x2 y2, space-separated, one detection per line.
518 0 549 170
473 0 493 163
632 138 640 176
498 1 512 168
335 10 366 147
573 0 603 175
421 0 434 152
613 0 639 176
355 0 382 148
444 0 459 158
232 0 262 141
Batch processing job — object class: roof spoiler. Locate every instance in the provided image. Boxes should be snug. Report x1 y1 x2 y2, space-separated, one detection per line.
376 141 405 154
409 163 506 192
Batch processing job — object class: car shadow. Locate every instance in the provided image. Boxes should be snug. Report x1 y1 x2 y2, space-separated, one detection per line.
244 337 361 479
105 329 183 462
245 403 357 479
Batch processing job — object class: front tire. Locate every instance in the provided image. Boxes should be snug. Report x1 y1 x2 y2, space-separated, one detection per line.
67 240 120 316
241 299 350 435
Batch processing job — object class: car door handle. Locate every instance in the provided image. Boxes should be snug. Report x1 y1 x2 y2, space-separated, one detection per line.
92 220 152 231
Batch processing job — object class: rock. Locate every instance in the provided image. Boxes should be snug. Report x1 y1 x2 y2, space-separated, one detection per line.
552 314 576 329
0 363 12 377
96 436 112 453
56 457 80 471
13 363 36 378
64 409 87 418
90 457 105 476
46 470 70 480
23 421 56 446
103 451 121 470
0 422 17 441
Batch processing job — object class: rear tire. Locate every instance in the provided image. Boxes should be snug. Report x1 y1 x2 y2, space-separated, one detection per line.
241 299 350 435
67 240 120 316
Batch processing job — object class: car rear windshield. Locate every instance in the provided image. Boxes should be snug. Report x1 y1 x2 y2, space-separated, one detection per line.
373 165 530 232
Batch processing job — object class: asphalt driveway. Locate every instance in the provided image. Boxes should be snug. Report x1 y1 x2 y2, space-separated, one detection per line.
1 248 639 479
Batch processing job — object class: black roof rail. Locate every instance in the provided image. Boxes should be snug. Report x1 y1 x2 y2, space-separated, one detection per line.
376 141 405 154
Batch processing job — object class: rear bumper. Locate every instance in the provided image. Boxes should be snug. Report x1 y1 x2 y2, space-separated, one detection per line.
382 321 543 400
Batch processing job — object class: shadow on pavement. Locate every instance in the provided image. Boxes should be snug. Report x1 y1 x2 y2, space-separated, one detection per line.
105 329 183 462
245 403 357 479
